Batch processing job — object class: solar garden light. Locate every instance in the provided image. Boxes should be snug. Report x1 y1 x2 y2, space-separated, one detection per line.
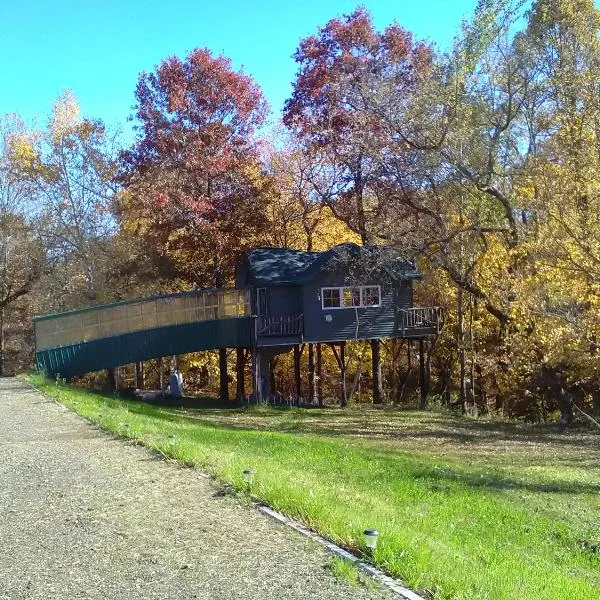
242 468 255 490
363 529 379 553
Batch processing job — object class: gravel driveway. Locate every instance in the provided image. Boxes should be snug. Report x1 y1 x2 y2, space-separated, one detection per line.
0 378 393 600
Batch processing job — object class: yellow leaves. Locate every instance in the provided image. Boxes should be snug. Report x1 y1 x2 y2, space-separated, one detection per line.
6 133 37 170
50 90 81 141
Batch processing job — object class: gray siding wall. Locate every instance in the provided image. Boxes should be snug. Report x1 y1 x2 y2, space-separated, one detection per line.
302 270 412 343
266 285 302 316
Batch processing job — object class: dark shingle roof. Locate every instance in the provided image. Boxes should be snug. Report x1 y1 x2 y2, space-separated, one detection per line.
242 243 420 286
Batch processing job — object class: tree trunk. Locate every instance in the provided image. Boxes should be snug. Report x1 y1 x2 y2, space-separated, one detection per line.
308 343 317 404
219 348 229 402
458 287 467 413
542 366 573 426
419 339 429 410
592 390 600 416
316 343 323 406
158 357 164 390
135 361 144 389
371 339 383 404
440 362 452 406
236 348 246 402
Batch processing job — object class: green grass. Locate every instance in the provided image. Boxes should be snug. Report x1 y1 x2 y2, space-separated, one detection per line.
25 374 600 600
328 556 366 587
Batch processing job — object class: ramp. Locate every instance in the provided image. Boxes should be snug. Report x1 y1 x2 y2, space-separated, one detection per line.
34 289 253 378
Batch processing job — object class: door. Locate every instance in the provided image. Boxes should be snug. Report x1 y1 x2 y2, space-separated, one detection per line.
257 288 268 316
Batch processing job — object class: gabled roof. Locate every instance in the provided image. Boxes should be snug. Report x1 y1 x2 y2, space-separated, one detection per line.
241 243 420 286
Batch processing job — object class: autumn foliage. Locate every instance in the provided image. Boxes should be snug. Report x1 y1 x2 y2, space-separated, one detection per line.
3 1 600 423
120 48 269 287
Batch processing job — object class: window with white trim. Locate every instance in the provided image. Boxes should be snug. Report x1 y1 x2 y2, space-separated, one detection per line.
321 286 381 310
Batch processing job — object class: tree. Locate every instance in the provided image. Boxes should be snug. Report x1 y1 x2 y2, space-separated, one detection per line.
0 115 45 374
284 7 432 246
121 48 269 401
17 92 120 309
285 7 433 405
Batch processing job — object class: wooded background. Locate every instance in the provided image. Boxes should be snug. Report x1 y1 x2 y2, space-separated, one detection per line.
3 0 600 423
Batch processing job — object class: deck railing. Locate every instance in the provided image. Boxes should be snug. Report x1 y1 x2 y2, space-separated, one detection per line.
257 314 304 337
398 307 442 335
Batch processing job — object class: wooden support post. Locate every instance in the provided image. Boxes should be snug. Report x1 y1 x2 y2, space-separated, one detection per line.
269 357 277 397
371 339 383 405
419 339 429 409
252 347 262 403
107 367 117 393
308 343 317 404
316 343 323 407
293 344 301 405
391 340 399 404
135 361 144 390
236 348 246 402
330 342 347 408
340 342 347 408
219 348 229 402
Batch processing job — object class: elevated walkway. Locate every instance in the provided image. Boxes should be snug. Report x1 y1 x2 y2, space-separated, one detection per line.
34 289 253 378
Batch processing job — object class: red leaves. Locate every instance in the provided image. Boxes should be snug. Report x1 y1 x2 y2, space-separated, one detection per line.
121 47 269 286
283 7 432 138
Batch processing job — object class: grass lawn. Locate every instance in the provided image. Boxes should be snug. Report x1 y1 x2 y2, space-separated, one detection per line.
26 374 600 599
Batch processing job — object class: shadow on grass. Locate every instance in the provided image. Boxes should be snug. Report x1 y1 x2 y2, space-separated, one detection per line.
101 397 600 497
164 403 600 450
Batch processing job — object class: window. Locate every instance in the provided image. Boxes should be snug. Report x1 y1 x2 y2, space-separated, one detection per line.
322 288 341 308
321 286 381 310
343 288 361 307
362 286 381 307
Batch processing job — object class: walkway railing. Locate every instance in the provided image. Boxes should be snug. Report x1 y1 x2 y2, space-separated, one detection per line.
34 288 251 352
257 314 304 336
398 307 442 335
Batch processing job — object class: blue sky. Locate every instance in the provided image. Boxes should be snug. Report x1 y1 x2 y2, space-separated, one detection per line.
0 1 477 135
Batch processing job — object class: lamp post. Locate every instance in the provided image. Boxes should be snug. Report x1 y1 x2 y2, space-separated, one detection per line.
242 468 255 492
363 529 379 555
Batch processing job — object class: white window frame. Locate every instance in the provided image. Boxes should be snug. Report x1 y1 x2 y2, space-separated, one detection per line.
321 286 382 310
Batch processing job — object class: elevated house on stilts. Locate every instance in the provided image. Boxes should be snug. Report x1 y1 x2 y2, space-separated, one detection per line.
34 244 442 404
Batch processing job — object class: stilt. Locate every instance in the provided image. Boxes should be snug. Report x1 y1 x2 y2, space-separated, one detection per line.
316 343 323 407
390 340 399 404
135 361 144 389
330 342 347 408
371 339 383 404
219 348 229 402
308 343 317 404
269 357 277 398
293 344 301 405
419 339 429 409
236 348 245 402
252 347 261 403
107 367 117 393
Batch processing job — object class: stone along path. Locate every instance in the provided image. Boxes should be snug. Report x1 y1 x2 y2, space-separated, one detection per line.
0 378 393 600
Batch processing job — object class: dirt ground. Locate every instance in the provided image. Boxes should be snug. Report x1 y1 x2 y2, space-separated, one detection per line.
0 378 393 600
